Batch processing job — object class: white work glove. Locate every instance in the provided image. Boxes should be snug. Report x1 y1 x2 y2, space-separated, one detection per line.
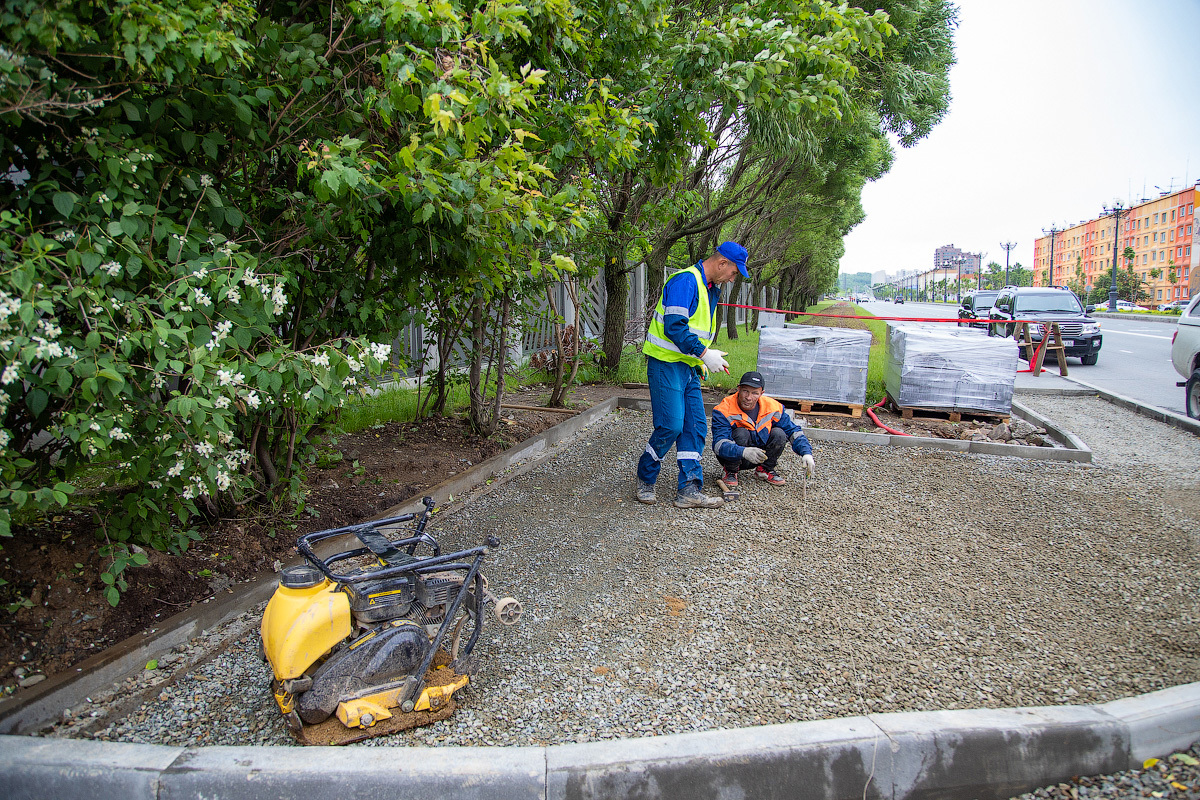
801 454 815 478
742 447 767 465
700 348 729 375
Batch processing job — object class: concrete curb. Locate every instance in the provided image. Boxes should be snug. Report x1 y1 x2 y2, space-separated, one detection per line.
1059 377 1200 436
2 684 1197 799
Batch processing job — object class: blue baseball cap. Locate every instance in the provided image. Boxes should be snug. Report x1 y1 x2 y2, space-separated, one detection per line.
715 241 749 278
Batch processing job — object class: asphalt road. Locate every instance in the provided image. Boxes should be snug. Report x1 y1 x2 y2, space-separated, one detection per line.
861 299 1187 416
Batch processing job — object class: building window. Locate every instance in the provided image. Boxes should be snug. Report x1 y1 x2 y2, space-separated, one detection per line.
1170 230 1175 241
1143 254 1149 264
1158 289 1163 300
1189 204 1194 215
1154 213 1159 224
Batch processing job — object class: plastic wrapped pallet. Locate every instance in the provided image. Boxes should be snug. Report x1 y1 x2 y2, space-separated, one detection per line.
884 323 1019 414
756 325 871 405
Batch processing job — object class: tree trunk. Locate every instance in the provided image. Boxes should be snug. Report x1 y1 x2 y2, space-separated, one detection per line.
724 274 743 340
601 254 630 372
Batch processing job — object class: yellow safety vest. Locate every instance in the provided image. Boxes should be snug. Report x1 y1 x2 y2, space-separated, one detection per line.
642 264 717 367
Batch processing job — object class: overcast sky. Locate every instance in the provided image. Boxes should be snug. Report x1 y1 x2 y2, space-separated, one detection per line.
840 0 1200 280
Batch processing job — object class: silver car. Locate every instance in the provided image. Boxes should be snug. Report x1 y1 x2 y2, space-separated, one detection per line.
1170 294 1200 418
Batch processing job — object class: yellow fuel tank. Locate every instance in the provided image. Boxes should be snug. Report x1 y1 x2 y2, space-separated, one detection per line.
261 573 351 681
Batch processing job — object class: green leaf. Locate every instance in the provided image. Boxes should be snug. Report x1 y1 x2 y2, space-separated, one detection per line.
26 389 48 417
120 100 141 121
52 192 76 218
145 659 158 670
105 586 120 607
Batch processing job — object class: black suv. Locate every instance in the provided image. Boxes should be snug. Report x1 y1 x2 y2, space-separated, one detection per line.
958 290 999 329
987 286 1103 365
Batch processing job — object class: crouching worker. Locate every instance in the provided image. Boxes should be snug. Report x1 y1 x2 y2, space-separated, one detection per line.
712 371 815 487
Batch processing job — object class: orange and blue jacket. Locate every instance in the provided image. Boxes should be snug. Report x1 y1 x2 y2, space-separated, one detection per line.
711 393 812 461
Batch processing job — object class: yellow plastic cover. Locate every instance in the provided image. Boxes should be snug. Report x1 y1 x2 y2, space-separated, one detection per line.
261 580 351 680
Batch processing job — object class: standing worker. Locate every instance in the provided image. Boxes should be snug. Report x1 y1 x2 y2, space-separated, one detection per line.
636 241 748 508
711 371 814 487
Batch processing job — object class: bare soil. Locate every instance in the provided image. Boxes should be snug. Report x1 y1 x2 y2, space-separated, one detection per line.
0 378 1007 695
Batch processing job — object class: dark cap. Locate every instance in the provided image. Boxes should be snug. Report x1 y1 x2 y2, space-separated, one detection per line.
715 241 749 278
738 371 765 389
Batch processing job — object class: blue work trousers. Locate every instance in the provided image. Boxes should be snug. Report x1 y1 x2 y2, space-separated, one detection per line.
637 357 706 491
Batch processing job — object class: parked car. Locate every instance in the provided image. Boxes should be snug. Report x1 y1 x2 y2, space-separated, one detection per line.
958 290 999 329
893 296 905 304
1114 300 1140 311
1159 299 1189 313
987 285 1103 365
1170 294 1200 419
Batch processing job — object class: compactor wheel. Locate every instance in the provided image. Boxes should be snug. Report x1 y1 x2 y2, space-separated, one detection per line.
494 597 522 625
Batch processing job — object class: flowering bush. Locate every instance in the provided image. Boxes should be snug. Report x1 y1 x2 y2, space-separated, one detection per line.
1 0 602 603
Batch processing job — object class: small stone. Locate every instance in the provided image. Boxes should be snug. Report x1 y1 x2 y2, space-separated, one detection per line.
18 674 46 688
990 423 1012 441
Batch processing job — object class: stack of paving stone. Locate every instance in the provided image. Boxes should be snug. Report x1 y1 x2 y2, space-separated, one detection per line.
756 325 871 404
884 322 1019 414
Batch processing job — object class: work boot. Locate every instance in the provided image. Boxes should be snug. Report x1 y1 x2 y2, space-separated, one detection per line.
722 468 739 488
635 479 657 505
754 466 786 486
673 482 724 509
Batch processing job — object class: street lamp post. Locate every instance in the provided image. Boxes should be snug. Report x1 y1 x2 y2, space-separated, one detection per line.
1042 224 1060 286
955 256 963 302
1001 241 1016 287
1101 201 1126 311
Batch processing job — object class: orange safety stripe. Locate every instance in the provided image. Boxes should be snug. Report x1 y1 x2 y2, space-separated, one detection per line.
714 394 785 435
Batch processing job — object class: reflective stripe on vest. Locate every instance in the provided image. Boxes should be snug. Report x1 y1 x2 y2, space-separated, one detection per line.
642 264 715 366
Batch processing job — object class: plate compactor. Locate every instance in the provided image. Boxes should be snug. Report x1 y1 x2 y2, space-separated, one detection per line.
261 497 521 745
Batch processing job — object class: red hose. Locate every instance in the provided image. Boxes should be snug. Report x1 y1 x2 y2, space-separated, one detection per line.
866 398 911 436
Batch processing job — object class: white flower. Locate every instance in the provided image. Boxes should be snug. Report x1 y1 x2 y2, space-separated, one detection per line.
148 480 162 489
225 287 241 304
214 395 230 409
167 461 184 477
0 429 9 448
217 370 244 387
215 470 231 491
87 443 98 457
0 389 7 409
302 389 312 401
342 376 357 388
312 352 329 367
38 319 61 339
347 358 362 373
36 145 49 160
98 192 110 204
0 292 20 323
371 342 392 362
216 320 232 336
192 288 212 307
178 304 192 312
101 261 121 277
109 427 129 441
241 270 259 288
53 230 77 242
194 441 214 457
181 485 194 499
0 364 19 385
218 431 233 445
89 421 101 431
200 174 213 188
192 267 208 280
244 390 261 409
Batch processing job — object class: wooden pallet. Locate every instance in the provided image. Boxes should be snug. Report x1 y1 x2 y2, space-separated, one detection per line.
886 394 1009 425
780 398 864 418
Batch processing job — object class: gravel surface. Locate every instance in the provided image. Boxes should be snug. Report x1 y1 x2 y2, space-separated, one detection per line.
1010 741 1200 800
49 399 1200 775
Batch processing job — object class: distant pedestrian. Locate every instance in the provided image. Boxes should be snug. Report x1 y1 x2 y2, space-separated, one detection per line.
636 241 748 508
